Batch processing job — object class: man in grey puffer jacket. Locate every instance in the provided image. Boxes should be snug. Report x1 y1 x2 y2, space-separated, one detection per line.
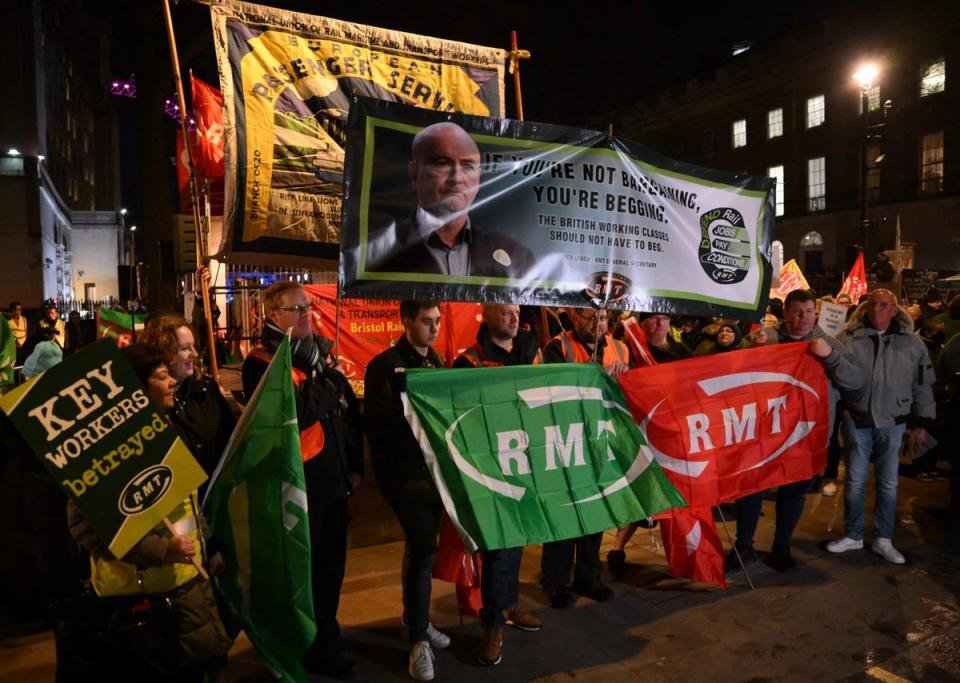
827 289 936 564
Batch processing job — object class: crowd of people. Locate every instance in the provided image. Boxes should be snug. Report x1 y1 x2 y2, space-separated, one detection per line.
5 301 94 379
4 282 958 681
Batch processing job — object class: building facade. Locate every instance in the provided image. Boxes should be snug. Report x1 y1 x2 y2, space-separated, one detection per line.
0 0 125 308
614 8 960 279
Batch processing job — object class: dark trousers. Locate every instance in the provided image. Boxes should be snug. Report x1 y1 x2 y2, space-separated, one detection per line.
825 406 843 479
480 547 523 629
381 485 444 643
540 532 603 592
306 491 348 660
734 479 810 554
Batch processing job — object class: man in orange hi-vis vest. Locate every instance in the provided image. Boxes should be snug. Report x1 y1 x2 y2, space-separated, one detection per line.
539 307 629 609
242 281 363 679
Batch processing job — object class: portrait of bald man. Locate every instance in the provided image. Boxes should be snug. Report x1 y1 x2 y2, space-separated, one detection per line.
370 121 536 279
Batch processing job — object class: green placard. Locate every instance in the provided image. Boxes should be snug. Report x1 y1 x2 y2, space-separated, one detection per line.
0 339 207 558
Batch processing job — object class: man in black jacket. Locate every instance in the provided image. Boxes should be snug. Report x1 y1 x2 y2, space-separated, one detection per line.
368 122 535 280
242 281 362 679
364 300 449 682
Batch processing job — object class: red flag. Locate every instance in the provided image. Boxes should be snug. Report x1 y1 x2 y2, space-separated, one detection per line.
432 516 482 616
176 130 224 215
440 301 484 366
621 317 656 367
618 343 829 507
658 507 726 588
190 75 225 179
838 253 868 303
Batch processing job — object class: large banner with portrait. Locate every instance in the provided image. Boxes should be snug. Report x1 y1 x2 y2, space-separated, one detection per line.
210 0 506 263
340 98 776 318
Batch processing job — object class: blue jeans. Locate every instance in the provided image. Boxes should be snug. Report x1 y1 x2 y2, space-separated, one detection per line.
843 417 905 541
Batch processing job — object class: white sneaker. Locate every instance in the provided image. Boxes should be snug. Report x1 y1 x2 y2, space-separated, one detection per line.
408 641 435 681
871 538 905 564
425 622 450 649
403 618 450 650
821 480 838 497
826 536 864 553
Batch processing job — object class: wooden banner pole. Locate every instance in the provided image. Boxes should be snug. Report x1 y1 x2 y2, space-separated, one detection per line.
508 31 544 340
163 1 219 383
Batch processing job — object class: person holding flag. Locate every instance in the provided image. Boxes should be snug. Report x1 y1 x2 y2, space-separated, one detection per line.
727 289 862 573
607 312 693 578
364 300 450 682
241 281 363 678
539 307 629 608
452 303 544 667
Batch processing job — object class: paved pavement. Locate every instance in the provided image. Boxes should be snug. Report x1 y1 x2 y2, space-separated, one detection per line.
2 470 959 682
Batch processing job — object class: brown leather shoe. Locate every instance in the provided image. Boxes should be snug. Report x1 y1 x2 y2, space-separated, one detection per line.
477 628 503 666
502 605 542 632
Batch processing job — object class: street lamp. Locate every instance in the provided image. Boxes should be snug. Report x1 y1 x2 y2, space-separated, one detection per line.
853 63 879 262
129 225 137 304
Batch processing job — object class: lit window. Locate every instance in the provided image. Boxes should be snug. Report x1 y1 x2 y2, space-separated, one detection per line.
768 165 785 216
921 131 944 193
920 59 945 96
732 119 747 148
800 231 823 247
859 86 880 114
767 108 783 139
807 157 826 211
806 95 825 128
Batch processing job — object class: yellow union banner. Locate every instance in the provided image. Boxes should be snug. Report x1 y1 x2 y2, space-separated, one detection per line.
210 0 506 263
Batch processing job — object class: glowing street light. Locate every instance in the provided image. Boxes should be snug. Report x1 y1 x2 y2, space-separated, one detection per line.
853 63 879 91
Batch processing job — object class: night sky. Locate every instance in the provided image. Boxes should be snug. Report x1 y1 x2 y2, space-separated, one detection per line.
103 0 918 129
93 0 934 258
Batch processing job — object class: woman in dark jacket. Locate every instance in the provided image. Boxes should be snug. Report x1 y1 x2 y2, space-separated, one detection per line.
142 314 237 479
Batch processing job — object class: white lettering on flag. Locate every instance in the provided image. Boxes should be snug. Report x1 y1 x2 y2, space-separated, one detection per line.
281 482 308 531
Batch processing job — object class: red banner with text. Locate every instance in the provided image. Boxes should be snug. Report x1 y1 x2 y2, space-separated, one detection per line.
304 285 481 395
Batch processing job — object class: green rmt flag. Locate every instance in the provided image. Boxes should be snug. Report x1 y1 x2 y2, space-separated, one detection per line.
402 364 686 552
203 336 315 682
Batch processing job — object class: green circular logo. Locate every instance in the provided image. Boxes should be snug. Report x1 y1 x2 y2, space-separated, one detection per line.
698 208 751 284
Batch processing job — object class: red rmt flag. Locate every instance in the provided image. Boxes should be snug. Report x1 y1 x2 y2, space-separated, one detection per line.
190 75 225 179
658 506 726 588
838 252 868 303
618 343 828 507
618 343 829 587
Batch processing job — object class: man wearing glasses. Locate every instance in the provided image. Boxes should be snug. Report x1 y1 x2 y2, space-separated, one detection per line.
539 307 629 608
242 281 363 678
